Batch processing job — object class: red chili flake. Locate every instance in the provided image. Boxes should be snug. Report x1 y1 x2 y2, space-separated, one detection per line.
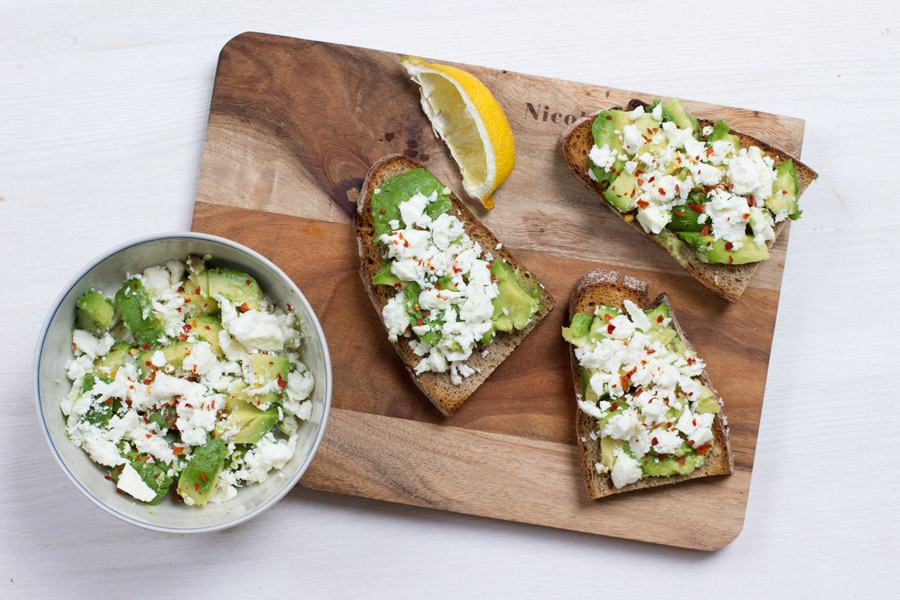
379 209 386 214
724 242 734 251
607 324 616 334
657 315 664 323
648 176 655 183
782 190 789 195
742 212 751 219
240 302 249 312
276 374 288 389
435 283 442 290
637 179 644 186
651 437 659 446
679 456 686 465
194 483 200 492
133 283 139 290
178 334 187 342
200 473 208 482
469 226 476 233
142 343 150 350
748 197 758 207
636 199 649 209
603 313 613 322
142 378 152 385
729 255 734 264
688 440 695 446
393 283 401 289
658 187 665 195
144 360 152 367
605 115 612 120
696 444 712 456
610 402 619 411
700 224 711 236
705 147 714 157
687 357 695 365
674 210 685 217
416 318 424 326
413 305 420 312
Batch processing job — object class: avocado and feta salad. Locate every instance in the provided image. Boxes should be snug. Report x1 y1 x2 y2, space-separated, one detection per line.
562 299 724 489
587 98 801 265
61 256 315 506
370 168 542 384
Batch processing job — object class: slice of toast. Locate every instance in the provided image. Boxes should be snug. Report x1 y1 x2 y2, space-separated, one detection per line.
355 154 556 417
567 269 733 499
560 99 818 302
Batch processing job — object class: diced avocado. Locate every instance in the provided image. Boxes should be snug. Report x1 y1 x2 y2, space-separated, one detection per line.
641 452 705 477
589 306 620 340
115 278 166 348
677 232 770 264
215 396 278 444
372 262 400 286
694 385 720 414
436 275 459 292
147 403 178 431
182 270 219 317
603 172 639 212
644 304 670 329
191 315 224 357
562 312 593 348
766 159 801 220
371 169 452 237
600 436 623 471
632 113 661 139
132 461 173 505
490 259 540 332
248 352 290 391
661 98 700 136
177 439 229 506
667 202 705 233
207 268 264 310
138 341 194 378
706 120 740 153
81 375 118 427
93 342 132 377
590 109 630 186
75 289 116 334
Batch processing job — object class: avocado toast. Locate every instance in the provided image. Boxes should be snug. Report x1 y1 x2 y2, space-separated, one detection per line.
562 269 732 499
561 98 817 302
355 155 555 416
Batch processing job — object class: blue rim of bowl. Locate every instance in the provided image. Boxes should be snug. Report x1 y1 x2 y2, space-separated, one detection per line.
33 232 332 533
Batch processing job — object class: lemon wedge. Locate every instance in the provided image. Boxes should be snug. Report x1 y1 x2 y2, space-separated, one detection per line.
401 56 515 210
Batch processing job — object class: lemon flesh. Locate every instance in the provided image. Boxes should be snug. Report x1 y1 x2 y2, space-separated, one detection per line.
402 56 515 209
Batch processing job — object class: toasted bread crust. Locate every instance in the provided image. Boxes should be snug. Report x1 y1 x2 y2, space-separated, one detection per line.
355 154 556 417
560 99 818 302
567 269 733 499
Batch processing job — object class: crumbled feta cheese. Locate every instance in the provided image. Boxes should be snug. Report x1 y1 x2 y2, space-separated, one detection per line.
610 452 642 488
588 144 618 171
651 103 662 121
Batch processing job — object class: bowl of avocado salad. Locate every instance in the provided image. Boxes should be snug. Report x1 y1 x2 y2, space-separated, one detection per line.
562 299 724 489
35 233 331 532
588 98 801 265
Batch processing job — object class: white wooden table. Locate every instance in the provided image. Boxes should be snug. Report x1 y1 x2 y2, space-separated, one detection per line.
2 1 898 597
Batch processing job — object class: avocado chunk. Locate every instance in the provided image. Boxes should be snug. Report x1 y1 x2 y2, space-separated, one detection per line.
603 172 639 212
677 232 770 264
372 262 400 286
177 439 228 506
371 169 452 237
561 312 593 348
81 374 119 427
191 315 224 357
93 341 132 377
766 158 801 220
667 197 706 233
137 341 195 378
600 436 623 471
590 109 630 186
75 289 116 334
706 120 740 153
114 278 166 348
247 352 290 393
215 396 278 444
587 306 621 340
641 452 705 477
661 98 700 136
207 268 264 310
182 270 219 317
490 259 540 332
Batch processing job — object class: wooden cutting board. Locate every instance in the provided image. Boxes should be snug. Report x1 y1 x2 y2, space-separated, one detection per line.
191 32 807 550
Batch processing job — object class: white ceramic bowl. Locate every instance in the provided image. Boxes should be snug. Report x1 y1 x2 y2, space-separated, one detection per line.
34 232 332 532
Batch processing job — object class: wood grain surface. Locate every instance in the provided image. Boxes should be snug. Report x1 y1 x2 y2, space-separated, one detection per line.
191 32 805 550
